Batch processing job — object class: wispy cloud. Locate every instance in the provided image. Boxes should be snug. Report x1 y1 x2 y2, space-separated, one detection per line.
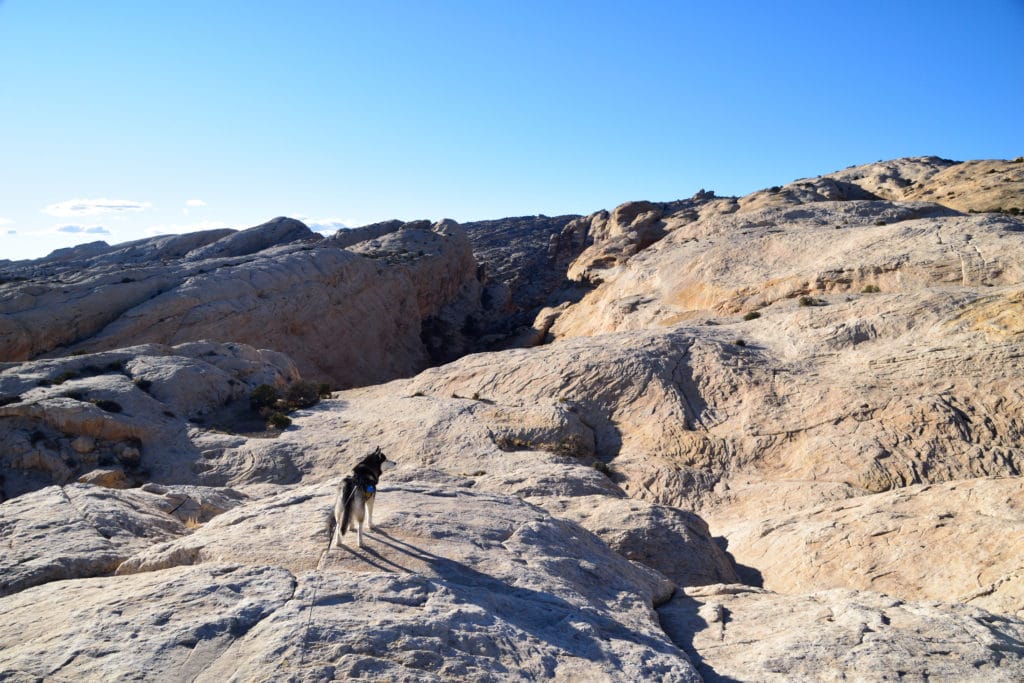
0 217 11 226
44 198 152 217
56 225 111 235
185 199 207 208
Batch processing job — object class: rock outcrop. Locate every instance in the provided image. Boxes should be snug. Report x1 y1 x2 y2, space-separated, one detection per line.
1 156 1023 680
0 217 483 388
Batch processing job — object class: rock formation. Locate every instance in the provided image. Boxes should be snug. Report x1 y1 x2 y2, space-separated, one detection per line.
0 216 483 388
1 156 1023 680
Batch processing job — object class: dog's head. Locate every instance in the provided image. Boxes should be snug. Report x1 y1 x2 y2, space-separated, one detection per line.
361 446 396 472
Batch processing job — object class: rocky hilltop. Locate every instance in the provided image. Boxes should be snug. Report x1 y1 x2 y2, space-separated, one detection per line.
1 156 1023 681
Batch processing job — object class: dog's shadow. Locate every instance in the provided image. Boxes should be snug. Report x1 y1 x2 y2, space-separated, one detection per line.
334 529 686 665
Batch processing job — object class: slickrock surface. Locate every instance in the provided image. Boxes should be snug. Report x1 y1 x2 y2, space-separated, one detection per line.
710 477 1024 618
1 156 1023 680
0 342 298 499
3 478 701 682
658 584 1024 682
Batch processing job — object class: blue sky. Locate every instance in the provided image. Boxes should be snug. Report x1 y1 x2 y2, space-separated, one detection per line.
2 1 1022 261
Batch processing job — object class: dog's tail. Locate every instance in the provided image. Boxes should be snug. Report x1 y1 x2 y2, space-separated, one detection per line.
339 477 356 536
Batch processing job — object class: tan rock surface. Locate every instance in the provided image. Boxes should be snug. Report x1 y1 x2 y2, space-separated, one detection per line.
658 583 1024 682
0 483 186 597
710 477 1024 617
5 478 702 682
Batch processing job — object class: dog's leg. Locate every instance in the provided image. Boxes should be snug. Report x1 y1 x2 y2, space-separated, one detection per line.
366 496 374 532
356 521 363 548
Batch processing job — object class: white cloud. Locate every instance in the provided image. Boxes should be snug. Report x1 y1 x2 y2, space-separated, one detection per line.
185 199 207 208
44 198 152 217
0 217 11 226
56 224 111 235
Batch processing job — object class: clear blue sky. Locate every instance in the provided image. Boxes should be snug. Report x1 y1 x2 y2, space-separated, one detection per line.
2 1 1022 261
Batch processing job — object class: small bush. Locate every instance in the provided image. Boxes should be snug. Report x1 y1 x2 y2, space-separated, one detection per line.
250 384 280 410
267 412 292 429
317 382 332 398
593 461 612 477
285 380 320 409
734 338 747 347
134 378 153 392
798 296 816 307
862 284 881 294
743 311 761 321
53 370 79 385
874 220 887 226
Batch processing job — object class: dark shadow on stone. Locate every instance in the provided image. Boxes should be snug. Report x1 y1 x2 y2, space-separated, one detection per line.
713 536 764 588
371 530 689 669
656 591 743 683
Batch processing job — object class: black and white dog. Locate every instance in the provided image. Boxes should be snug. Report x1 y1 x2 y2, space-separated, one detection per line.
332 447 395 548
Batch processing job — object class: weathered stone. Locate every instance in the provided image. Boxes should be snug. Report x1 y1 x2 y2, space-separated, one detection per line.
0 484 186 597
658 584 1024 682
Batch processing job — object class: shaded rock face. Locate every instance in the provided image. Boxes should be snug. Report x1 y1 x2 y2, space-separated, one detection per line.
460 214 585 344
0 217 484 388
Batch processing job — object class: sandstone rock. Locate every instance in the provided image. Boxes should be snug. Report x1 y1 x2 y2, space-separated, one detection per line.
710 477 1024 618
0 483 186 597
184 216 316 260
0 343 298 499
77 466 131 489
0 564 297 682
0 217 483 389
21 478 702 682
658 584 1024 681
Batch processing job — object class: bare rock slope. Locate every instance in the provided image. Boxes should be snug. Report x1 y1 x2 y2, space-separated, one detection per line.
1 156 1024 680
0 217 482 388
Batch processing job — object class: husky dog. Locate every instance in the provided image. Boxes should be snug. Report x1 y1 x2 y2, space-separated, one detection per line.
332 447 396 548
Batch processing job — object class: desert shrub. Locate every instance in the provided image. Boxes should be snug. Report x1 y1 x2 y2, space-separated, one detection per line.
874 220 887 226
862 284 881 294
734 338 747 347
798 296 817 307
317 382 332 398
250 384 280 410
267 412 292 429
285 380 320 409
593 461 613 477
92 399 123 413
134 378 153 392
743 311 761 321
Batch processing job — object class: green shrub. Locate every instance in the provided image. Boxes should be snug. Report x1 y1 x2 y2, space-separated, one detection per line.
250 384 280 410
798 296 816 307
317 382 332 398
267 412 292 429
285 380 320 409
861 284 881 294
743 311 761 321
